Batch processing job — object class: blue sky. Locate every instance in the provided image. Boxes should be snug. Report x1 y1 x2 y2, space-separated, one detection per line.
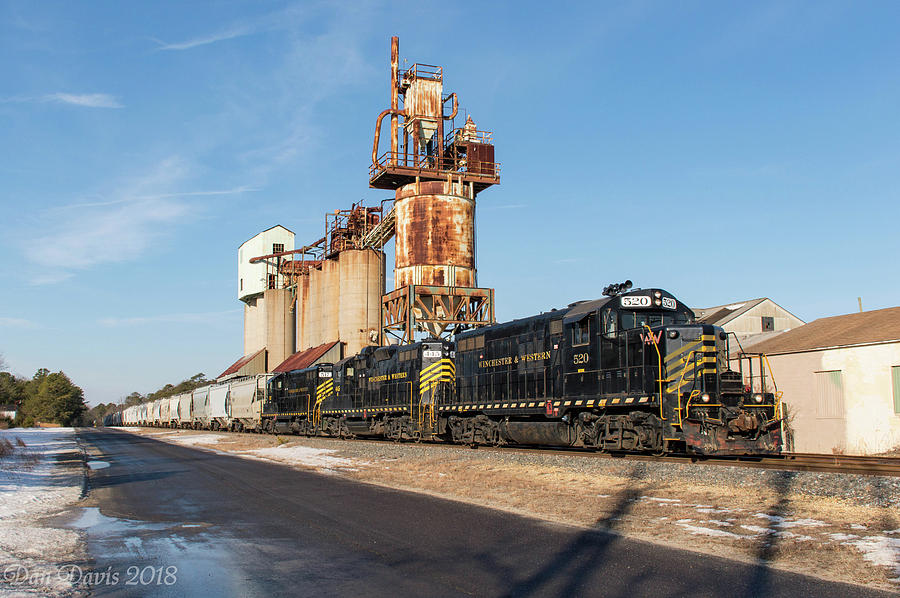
1 1 898 405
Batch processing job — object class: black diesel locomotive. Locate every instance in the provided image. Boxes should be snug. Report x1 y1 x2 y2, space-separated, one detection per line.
263 284 783 456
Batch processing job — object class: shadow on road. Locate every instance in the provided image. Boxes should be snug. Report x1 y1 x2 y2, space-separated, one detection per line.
741 470 797 598
501 465 650 598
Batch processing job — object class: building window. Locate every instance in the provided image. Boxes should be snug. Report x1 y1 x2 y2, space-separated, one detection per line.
815 370 844 418
893 366 900 415
268 274 276 289
273 243 284 254
761 316 774 331
240 279 243 291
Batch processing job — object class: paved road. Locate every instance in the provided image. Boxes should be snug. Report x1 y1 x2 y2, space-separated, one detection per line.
72 428 891 597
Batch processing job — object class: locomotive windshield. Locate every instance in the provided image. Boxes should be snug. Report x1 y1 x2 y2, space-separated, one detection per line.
619 310 690 330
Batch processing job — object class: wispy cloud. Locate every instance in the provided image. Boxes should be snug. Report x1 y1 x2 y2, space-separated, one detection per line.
50 185 257 211
1 93 123 108
45 93 123 108
28 272 75 286
152 25 257 51
25 157 194 283
0 317 37 328
99 309 242 327
236 4 376 178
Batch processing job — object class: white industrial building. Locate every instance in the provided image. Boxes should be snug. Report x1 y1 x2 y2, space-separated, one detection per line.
238 225 295 302
750 306 900 455
229 225 297 377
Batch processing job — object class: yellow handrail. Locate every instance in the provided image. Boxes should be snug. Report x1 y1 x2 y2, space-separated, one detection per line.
642 324 666 422
761 353 783 423
672 350 703 427
681 389 701 426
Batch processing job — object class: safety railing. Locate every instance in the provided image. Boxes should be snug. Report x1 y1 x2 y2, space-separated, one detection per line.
445 128 494 145
370 151 500 178
401 63 442 82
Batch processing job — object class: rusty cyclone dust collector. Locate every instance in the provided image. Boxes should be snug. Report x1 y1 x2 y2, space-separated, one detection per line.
371 36 501 343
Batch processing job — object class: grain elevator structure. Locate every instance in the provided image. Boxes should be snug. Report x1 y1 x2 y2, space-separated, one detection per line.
370 36 500 343
226 36 499 378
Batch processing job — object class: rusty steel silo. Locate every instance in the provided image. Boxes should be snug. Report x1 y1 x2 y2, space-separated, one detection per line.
394 180 476 288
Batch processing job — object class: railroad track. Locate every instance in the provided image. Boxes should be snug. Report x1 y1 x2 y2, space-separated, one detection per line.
479 446 900 477
772 452 900 476
129 427 900 477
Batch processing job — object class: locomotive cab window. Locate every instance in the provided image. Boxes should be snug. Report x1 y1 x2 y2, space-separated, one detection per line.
572 316 591 346
602 308 617 338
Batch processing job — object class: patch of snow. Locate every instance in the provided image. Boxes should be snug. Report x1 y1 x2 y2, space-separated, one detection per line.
724 303 746 311
0 428 82 521
708 520 734 528
641 496 681 503
596 494 610 498
886 529 900 535
167 434 227 446
740 525 814 541
850 523 868 530
840 536 900 581
696 507 733 514
676 519 694 523
0 428 85 596
248 445 359 471
86 460 109 470
677 522 746 540
118 427 142 431
753 514 828 529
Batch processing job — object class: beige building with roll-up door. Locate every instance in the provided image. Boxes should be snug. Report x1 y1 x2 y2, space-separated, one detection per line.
749 306 900 455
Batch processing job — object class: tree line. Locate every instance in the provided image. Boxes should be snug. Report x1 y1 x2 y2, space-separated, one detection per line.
0 367 86 427
0 353 209 427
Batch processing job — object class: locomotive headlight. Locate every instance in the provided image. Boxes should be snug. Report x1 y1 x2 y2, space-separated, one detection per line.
654 291 661 298
654 299 662 306
667 330 679 339
701 393 710 403
753 394 763 403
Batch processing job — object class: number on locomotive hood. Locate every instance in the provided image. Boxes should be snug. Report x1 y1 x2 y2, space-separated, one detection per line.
661 297 677 309
621 296 651 308
423 350 441 358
